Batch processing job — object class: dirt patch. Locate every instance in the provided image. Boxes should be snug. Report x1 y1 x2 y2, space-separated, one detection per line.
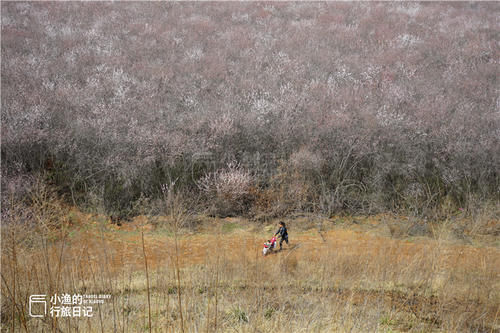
68 217 500 283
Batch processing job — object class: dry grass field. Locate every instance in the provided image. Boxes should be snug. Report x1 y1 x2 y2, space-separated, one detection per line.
2 210 499 332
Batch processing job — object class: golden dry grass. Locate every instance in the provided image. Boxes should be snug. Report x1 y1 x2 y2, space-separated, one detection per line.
1 210 499 332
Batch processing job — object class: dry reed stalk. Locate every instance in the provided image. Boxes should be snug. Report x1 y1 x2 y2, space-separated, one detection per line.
213 221 222 332
14 231 29 332
11 231 17 333
54 231 66 297
165 261 171 332
125 267 133 333
1 270 29 333
173 228 184 333
99 225 118 332
41 236 58 332
141 231 152 333
87 250 104 333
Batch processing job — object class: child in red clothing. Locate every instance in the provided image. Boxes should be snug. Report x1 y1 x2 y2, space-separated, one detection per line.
263 236 277 255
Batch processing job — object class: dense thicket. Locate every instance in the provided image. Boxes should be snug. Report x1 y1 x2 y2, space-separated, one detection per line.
2 2 499 218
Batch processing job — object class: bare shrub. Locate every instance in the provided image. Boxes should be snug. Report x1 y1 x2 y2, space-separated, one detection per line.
289 147 323 174
263 159 317 216
197 161 253 216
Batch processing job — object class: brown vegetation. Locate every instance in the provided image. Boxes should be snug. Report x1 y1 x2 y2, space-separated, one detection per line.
1 204 499 332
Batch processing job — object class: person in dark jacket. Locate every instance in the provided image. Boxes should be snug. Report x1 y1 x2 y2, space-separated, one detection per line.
274 221 289 250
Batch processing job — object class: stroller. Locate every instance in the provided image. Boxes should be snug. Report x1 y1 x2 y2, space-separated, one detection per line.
262 236 277 256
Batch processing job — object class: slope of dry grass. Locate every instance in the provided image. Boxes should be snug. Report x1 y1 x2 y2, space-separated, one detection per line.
1 210 499 332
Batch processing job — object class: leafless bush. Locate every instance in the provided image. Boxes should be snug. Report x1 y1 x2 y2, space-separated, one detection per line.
289 147 323 174
197 161 253 216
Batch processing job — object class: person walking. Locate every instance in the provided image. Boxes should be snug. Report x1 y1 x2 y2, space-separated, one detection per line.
274 221 289 251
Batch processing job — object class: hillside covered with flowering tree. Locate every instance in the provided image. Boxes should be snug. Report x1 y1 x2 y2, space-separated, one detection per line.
2 2 498 219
